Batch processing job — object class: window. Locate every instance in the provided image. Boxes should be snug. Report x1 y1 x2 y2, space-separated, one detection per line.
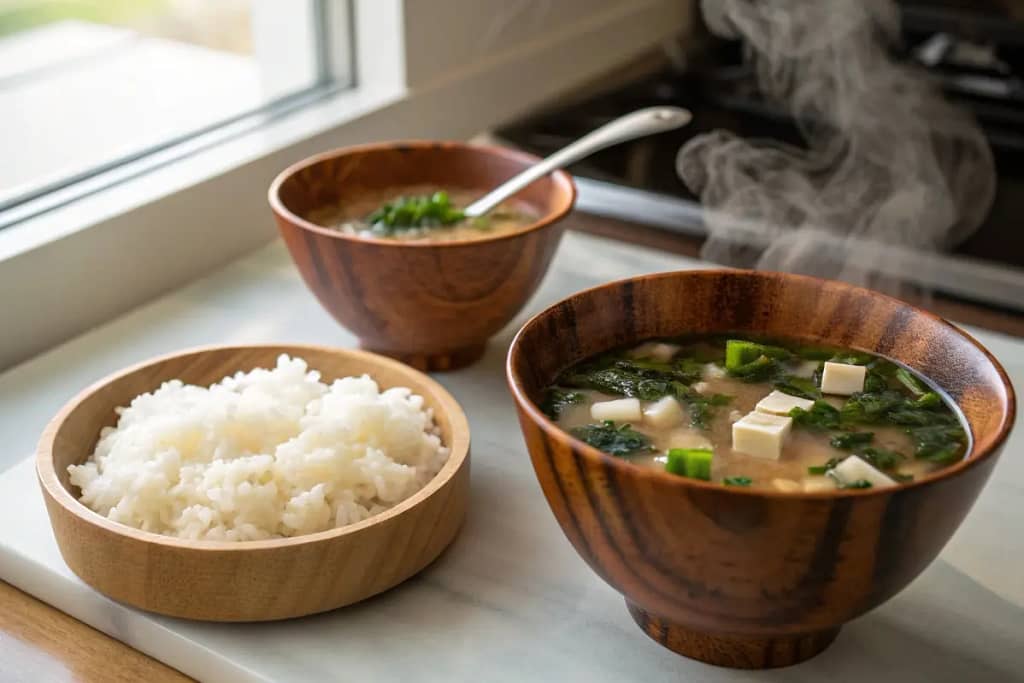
0 0 351 225
0 0 689 371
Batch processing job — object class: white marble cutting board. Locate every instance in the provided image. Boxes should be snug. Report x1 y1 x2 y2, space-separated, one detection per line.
1 233 1022 682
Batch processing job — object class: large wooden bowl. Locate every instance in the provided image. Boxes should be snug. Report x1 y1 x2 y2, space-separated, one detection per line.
269 141 576 371
37 345 470 622
506 270 1015 668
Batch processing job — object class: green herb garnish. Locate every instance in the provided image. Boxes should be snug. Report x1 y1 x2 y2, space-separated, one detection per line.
666 448 713 481
837 478 873 490
366 191 466 235
570 420 653 457
723 476 753 486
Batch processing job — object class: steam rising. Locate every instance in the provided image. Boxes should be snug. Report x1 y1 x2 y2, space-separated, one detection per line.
676 0 995 293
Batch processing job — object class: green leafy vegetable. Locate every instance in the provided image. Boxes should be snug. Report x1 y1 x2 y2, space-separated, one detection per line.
830 431 874 449
895 367 929 396
723 476 752 486
665 448 713 481
908 424 967 464
570 421 653 457
857 446 906 471
913 392 942 409
863 370 889 393
367 191 466 235
541 389 583 420
789 400 841 430
774 375 821 400
840 390 906 424
559 353 728 429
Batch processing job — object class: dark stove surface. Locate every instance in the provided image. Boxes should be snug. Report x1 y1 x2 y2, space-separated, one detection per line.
495 66 1024 273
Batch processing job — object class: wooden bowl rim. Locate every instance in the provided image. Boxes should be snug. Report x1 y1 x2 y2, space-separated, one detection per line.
267 139 577 248
506 268 1017 500
36 343 471 551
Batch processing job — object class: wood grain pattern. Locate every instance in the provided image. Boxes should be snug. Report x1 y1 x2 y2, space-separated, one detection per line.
506 269 1016 668
36 345 471 622
0 580 191 683
269 141 576 371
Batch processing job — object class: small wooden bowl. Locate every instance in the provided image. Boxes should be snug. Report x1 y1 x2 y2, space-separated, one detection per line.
269 141 577 371
507 270 1016 669
37 344 470 622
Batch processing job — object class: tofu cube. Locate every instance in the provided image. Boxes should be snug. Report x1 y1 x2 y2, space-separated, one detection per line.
591 398 642 423
820 362 867 395
831 455 896 489
755 390 814 416
732 412 792 460
643 396 685 429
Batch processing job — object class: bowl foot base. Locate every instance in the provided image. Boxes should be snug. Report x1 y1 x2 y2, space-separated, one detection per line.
626 600 840 669
358 342 487 372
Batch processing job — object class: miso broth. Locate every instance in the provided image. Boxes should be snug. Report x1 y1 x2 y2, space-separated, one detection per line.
306 186 536 243
542 337 969 492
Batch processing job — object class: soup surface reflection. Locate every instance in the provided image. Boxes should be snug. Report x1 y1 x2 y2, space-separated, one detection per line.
542 337 968 492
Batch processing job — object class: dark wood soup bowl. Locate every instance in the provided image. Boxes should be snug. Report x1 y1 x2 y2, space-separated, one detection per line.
269 141 576 371
506 270 1015 669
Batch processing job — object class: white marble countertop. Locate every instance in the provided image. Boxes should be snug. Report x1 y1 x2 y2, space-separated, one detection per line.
1 232 1022 682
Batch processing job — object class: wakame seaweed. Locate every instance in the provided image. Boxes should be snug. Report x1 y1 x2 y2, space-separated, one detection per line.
541 389 584 420
570 421 653 457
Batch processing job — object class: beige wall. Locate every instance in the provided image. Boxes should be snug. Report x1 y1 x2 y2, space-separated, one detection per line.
401 0 693 89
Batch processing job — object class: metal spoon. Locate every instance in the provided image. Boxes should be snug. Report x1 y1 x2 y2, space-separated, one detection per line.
462 106 693 218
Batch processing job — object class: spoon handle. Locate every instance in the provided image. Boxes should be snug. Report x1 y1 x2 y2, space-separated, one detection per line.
463 106 692 218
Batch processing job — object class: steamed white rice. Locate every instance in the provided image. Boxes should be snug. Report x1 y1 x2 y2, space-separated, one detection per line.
68 354 449 541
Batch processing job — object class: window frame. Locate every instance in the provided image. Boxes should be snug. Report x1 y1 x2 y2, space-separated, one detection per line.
0 0 691 371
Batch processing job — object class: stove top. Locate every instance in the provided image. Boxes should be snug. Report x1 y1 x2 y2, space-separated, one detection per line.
494 5 1024 313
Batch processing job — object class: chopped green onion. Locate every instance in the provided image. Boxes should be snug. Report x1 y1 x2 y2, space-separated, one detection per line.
725 340 789 371
723 476 752 487
666 448 713 481
808 457 842 475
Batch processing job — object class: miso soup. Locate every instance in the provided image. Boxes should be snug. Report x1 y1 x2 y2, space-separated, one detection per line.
541 336 968 492
306 186 536 243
